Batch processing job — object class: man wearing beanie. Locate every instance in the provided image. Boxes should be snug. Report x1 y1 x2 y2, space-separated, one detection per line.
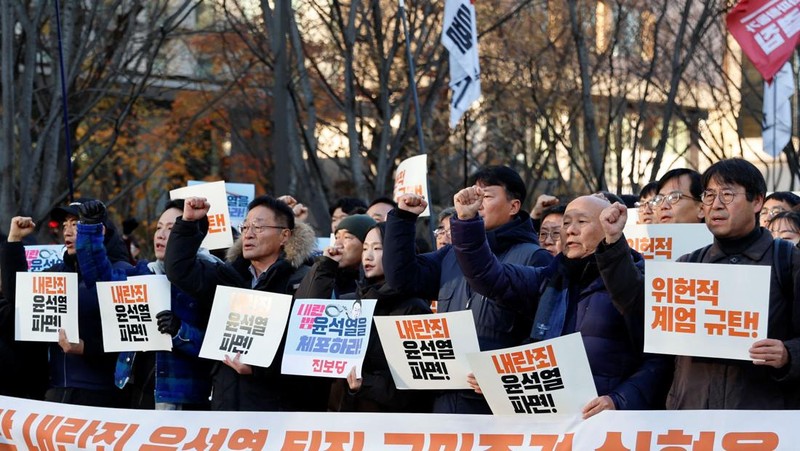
296 214 377 299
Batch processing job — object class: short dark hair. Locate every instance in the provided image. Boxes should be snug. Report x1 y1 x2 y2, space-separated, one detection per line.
162 199 185 215
329 197 368 216
639 181 659 200
769 211 800 232
468 165 527 203
765 191 800 208
248 195 295 229
437 207 456 224
541 204 566 219
368 196 397 209
701 158 766 202
658 168 703 200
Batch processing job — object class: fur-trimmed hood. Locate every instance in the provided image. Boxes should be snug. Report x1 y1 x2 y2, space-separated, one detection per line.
225 221 317 268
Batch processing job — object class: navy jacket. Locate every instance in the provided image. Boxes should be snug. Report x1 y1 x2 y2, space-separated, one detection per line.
452 216 671 410
384 208 552 351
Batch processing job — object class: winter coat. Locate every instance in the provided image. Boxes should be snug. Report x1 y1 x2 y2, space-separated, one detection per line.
294 255 434 412
75 223 213 406
665 229 800 409
0 228 131 401
452 216 672 410
164 216 320 411
383 208 552 414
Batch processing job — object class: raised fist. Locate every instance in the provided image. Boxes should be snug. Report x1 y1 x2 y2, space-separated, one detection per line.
397 194 427 216
453 186 483 220
8 217 36 242
78 200 107 225
183 197 211 222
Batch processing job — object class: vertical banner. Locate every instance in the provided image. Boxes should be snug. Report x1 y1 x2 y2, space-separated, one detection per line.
442 0 481 128
374 311 480 389
466 333 597 415
622 224 714 261
393 154 431 217
188 180 255 230
282 298 377 378
170 180 233 250
14 272 79 342
644 261 770 360
96 275 172 352
199 286 292 368
23 245 65 272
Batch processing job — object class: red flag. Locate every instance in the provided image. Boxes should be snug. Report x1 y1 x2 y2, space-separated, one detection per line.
726 0 800 82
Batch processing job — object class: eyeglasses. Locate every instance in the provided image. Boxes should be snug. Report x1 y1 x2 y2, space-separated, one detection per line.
650 191 698 208
434 227 451 238
635 201 653 212
238 223 286 235
760 206 787 218
700 189 745 206
539 230 561 241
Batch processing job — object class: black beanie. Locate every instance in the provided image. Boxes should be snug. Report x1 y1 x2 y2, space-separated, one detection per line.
335 214 377 242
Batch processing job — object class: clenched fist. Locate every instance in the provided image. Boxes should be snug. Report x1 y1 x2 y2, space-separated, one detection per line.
8 217 36 242
396 194 427 216
453 186 483 220
599 202 628 245
182 197 211 222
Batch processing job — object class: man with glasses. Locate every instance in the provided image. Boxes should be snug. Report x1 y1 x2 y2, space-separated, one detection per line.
653 168 704 224
165 195 322 411
759 191 800 228
384 165 552 413
538 204 565 256
635 182 658 224
610 158 800 410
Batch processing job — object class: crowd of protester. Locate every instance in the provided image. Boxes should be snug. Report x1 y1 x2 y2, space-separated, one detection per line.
1 158 799 416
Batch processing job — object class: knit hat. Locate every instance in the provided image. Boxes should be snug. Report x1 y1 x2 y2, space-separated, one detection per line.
335 214 377 242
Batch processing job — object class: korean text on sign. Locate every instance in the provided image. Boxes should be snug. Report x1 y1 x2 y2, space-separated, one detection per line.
397 318 456 381
492 345 564 414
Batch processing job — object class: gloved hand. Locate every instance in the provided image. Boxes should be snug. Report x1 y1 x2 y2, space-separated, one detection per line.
78 200 107 225
156 310 181 337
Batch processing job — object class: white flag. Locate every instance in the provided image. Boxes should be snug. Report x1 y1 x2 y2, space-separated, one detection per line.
442 0 480 129
763 61 795 158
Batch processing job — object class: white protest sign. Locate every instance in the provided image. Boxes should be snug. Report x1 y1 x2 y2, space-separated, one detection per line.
374 310 479 389
15 272 79 343
282 298 377 378
393 154 431 217
188 180 255 230
623 223 714 261
24 245 65 272
644 261 770 361
96 275 172 352
199 286 292 368
170 180 233 250
627 208 640 226
467 333 597 415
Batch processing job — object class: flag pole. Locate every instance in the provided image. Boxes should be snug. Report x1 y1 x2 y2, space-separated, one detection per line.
54 0 75 203
399 0 437 246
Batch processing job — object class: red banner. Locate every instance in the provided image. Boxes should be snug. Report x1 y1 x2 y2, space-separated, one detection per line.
726 0 800 82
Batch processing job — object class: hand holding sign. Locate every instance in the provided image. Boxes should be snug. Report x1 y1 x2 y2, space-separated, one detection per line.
224 353 253 375
58 329 84 354
599 202 627 245
750 339 789 368
397 194 428 216
9 216 36 242
453 186 483 220
182 197 211 221
582 395 615 420
347 366 362 392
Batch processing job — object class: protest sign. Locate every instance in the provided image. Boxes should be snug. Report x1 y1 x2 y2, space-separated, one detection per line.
96 275 172 352
393 155 431 217
15 272 79 342
623 223 714 261
23 245 64 272
170 180 233 250
188 180 254 229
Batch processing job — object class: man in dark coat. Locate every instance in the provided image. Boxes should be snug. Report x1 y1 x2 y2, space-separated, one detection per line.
452 188 672 418
164 195 321 411
610 158 800 409
1 200 130 406
384 165 553 413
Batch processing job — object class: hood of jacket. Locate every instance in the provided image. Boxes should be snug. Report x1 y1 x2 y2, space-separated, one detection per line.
225 221 317 268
